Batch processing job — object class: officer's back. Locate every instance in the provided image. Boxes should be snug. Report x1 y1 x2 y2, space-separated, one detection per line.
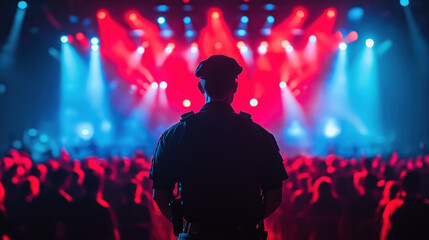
180 101 279 224
150 55 288 239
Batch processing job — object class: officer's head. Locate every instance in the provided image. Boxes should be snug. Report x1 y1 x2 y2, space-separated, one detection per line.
195 55 243 103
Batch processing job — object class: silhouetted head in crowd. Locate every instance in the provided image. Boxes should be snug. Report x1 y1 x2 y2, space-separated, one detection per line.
83 173 101 198
49 168 69 190
402 171 420 197
312 177 335 202
195 55 242 104
123 182 138 203
363 157 373 171
297 173 311 192
363 173 378 194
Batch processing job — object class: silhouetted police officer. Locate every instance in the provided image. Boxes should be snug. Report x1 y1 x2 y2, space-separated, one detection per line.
150 55 288 240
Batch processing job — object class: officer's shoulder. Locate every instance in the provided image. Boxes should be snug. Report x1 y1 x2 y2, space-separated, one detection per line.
180 111 196 123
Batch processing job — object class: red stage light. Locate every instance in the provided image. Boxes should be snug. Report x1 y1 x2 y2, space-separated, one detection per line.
167 42 175 49
296 9 305 18
142 41 150 48
76 32 84 41
236 41 245 49
97 10 107 20
182 0 191 3
327 8 336 18
67 35 74 43
349 31 358 41
214 42 223 50
128 12 137 21
211 11 220 19
281 40 290 48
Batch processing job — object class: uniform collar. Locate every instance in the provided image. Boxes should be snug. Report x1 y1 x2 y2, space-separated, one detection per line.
199 101 235 113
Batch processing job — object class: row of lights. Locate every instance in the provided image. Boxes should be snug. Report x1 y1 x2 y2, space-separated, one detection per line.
339 38 374 51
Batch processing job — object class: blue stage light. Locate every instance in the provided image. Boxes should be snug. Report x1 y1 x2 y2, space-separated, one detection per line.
157 16 166 24
237 29 247 37
17 1 27 9
241 16 249 23
264 4 275 11
261 28 271 35
161 29 173 37
400 0 409 7
183 5 193 11
91 45 99 51
239 4 249 11
339 42 347 50
69 15 79 23
61 35 68 43
366 39 374 48
185 30 195 37
183 16 191 24
90 37 99 45
267 16 275 23
347 7 364 21
156 5 169 12
28 128 37 137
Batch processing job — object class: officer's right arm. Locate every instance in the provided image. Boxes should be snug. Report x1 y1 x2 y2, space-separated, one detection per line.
149 123 185 220
153 189 173 221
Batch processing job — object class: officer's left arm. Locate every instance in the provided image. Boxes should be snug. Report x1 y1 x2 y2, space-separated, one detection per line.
262 188 282 219
259 132 288 218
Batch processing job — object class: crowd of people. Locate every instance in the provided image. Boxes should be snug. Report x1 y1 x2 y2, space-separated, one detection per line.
0 148 428 240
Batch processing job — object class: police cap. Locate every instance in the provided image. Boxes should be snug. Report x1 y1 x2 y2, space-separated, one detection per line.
195 55 243 81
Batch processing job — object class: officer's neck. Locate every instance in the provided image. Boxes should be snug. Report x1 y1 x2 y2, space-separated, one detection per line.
205 94 233 105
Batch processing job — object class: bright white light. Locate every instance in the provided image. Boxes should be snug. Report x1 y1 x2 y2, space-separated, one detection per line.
324 119 341 138
190 46 198 53
309 35 317 42
339 42 347 51
151 82 159 89
160 81 167 89
286 45 294 53
250 98 258 107
165 46 173 54
183 99 191 107
240 45 248 53
77 122 94 140
258 45 267 55
91 45 99 51
157 16 166 24
366 39 374 48
82 129 89 136
279 81 287 89
90 37 99 45
60 36 68 43
137 46 145 54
